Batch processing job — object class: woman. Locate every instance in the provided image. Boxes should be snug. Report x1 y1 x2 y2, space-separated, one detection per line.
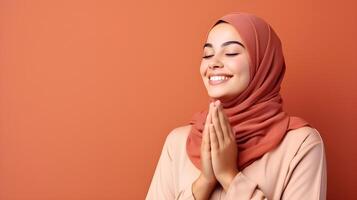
146 12 327 200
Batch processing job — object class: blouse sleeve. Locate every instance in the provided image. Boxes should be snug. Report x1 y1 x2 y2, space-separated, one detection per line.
281 131 327 200
224 171 268 200
145 130 195 200
224 130 327 200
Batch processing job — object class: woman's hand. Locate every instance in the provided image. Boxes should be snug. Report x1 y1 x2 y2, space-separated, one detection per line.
209 100 239 192
200 102 217 185
192 102 218 200
193 100 239 199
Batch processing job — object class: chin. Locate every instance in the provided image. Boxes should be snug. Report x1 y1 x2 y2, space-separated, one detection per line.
208 91 231 101
208 88 241 101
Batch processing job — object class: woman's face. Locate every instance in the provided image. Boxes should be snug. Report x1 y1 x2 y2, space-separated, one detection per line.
200 22 251 102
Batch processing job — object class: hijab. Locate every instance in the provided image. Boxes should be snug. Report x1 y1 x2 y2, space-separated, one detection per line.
186 12 311 171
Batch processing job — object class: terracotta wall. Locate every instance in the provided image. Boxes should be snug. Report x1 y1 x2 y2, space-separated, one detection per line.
1 0 356 199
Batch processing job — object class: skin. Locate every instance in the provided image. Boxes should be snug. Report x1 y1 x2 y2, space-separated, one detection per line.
192 22 251 199
200 22 251 103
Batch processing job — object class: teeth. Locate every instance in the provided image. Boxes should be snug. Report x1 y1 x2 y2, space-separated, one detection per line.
209 76 231 81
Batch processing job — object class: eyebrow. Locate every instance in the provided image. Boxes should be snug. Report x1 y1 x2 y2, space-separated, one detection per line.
203 40 245 49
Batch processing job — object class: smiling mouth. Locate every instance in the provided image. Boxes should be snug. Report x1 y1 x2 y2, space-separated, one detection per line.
208 75 233 86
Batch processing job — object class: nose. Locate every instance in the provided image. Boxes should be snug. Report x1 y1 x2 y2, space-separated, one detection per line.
208 57 224 69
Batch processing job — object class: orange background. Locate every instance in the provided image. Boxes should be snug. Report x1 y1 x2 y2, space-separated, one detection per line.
1 0 356 199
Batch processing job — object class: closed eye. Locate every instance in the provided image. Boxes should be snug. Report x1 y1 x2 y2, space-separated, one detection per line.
225 53 239 56
202 53 239 59
202 55 213 59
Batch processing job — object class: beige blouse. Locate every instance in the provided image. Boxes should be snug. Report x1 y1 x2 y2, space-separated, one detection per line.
145 125 327 200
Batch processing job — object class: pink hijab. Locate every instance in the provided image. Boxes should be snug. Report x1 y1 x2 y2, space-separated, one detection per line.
186 12 311 171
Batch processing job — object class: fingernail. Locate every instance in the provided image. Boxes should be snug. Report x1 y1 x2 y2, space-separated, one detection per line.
215 100 220 107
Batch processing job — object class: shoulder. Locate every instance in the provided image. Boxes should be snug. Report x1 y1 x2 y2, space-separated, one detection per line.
268 126 325 163
162 125 193 160
165 124 192 143
283 126 326 162
285 126 324 148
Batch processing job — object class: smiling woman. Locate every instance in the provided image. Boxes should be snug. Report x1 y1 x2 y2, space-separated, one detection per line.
146 12 327 200
200 20 251 103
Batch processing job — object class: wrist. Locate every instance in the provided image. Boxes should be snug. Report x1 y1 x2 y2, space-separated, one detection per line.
220 169 239 192
192 175 217 200
199 174 217 187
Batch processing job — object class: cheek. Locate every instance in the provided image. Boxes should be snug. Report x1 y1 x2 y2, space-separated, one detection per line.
227 58 250 77
199 62 206 77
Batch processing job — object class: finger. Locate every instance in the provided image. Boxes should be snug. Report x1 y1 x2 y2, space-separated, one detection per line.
212 102 224 145
202 130 211 151
202 106 208 148
205 122 211 151
209 124 219 150
225 117 236 141
201 119 208 151
205 103 212 126
217 102 231 142
202 103 213 151
202 118 211 152
204 103 213 134
219 103 235 141
208 103 212 124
